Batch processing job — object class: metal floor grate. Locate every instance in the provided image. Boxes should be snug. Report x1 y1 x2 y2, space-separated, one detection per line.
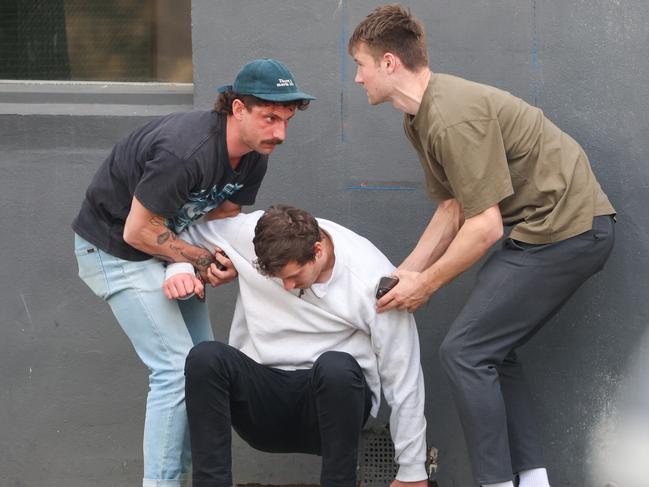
238 425 439 487
358 427 398 487
359 425 439 487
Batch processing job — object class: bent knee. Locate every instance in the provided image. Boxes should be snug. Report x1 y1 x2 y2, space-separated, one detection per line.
439 335 467 375
439 332 507 381
185 340 232 377
313 351 364 386
315 350 361 372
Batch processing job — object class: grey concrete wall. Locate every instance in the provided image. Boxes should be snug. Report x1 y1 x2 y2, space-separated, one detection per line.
1 1 647 486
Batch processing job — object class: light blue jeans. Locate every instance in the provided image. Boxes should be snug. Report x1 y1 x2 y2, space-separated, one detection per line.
74 234 214 487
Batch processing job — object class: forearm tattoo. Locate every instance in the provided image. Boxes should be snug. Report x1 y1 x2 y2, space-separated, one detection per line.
148 219 213 269
183 252 213 269
157 231 172 245
149 216 166 227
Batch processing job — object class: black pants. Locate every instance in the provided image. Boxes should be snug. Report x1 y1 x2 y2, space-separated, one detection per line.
439 215 615 485
185 342 372 487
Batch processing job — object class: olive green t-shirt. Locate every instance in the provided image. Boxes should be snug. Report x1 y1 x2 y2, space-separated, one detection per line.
403 73 615 244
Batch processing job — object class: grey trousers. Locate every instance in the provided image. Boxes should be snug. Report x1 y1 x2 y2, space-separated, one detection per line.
439 215 615 485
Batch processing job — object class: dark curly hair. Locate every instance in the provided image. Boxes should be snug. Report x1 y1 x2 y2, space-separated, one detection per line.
253 205 322 276
348 4 428 71
214 91 310 114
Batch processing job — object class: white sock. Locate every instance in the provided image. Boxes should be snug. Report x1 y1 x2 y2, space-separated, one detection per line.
482 482 514 487
518 467 551 487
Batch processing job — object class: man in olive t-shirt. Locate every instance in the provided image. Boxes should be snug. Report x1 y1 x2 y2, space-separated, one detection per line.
349 5 615 487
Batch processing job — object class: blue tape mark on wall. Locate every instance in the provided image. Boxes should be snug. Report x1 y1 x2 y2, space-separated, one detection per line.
530 0 541 106
347 185 417 191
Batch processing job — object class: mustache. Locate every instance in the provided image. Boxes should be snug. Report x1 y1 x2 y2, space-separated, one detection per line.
261 139 283 146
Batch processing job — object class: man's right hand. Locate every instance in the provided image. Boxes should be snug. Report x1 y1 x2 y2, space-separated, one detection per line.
377 269 432 313
163 272 205 300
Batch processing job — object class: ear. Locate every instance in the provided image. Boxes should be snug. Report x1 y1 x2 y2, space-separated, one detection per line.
232 98 246 120
382 52 398 73
313 241 324 259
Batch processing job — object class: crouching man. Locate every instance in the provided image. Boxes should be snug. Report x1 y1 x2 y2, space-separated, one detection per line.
163 205 428 487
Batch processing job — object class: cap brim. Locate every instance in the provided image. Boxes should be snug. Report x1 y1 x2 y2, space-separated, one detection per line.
248 91 316 102
216 85 315 101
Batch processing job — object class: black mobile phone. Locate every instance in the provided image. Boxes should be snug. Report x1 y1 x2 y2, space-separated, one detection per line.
214 249 228 271
376 276 399 299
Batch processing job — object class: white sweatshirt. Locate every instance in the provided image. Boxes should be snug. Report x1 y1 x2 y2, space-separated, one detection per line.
167 211 427 481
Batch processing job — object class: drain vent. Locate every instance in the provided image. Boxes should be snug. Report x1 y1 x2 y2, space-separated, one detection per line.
358 426 398 486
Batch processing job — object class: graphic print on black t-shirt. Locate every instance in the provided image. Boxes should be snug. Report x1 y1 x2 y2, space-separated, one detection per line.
166 182 243 234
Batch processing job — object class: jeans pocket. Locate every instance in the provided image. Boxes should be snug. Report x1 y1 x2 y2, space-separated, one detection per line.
74 236 110 299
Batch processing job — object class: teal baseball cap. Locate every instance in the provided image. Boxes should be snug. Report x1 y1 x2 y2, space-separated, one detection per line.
217 58 315 102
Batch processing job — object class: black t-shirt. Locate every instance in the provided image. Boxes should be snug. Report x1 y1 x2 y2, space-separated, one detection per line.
72 110 268 261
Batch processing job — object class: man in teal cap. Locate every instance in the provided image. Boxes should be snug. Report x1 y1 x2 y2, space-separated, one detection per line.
72 59 314 487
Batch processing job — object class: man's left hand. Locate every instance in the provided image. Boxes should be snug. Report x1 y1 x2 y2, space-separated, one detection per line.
390 479 429 487
377 269 433 313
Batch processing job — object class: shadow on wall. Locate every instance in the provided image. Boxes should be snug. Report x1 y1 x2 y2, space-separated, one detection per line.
589 329 649 487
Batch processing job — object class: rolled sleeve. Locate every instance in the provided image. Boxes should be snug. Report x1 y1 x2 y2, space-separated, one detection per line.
433 120 513 217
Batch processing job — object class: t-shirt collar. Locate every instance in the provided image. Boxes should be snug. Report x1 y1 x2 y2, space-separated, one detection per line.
407 74 436 133
308 228 340 299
